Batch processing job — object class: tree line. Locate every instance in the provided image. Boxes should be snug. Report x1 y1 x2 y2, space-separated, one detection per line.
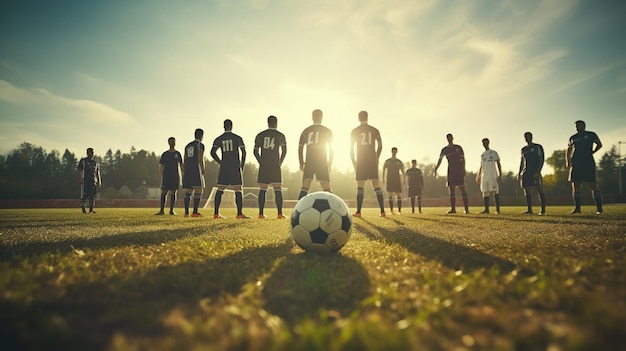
0 142 623 201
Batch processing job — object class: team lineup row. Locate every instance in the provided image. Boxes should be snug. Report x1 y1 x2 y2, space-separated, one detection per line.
76 111 604 217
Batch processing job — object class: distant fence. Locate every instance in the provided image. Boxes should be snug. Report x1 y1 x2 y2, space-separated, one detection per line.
0 194 622 209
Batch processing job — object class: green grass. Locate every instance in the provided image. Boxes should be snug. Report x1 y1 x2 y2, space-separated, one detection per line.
1 205 625 351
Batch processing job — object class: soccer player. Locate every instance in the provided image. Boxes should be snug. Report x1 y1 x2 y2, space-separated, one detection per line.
434 134 469 214
298 109 333 199
77 147 101 213
211 119 250 219
182 128 206 217
350 110 386 217
406 159 424 214
566 120 603 214
253 115 287 219
476 138 502 214
518 132 546 215
382 147 405 214
155 137 182 216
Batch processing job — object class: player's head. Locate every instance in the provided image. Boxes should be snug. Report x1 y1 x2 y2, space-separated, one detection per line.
312 109 323 123
168 137 175 146
194 128 204 140
411 159 417 167
524 132 533 143
575 120 586 132
267 115 278 128
224 119 233 131
482 138 490 149
391 147 398 155
86 147 94 158
358 110 368 123
446 133 454 143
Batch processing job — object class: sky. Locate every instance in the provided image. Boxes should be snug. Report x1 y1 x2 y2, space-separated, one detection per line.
1 0 625 176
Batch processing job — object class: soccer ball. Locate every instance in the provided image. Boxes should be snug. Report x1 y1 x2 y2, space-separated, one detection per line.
290 192 353 253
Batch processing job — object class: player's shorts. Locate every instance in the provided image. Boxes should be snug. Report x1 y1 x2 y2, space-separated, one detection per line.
569 158 597 183
218 165 243 186
302 161 330 182
355 160 379 181
386 175 402 193
257 161 282 185
520 170 543 188
182 170 204 189
408 186 423 197
447 167 465 187
161 174 180 191
480 176 499 193
82 183 97 197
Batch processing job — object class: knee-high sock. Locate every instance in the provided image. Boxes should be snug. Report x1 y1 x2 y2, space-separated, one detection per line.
258 189 267 215
483 196 489 211
418 195 422 212
274 189 283 214
298 188 308 200
461 192 469 211
449 194 456 211
356 187 364 213
397 197 402 212
235 191 243 215
184 192 191 214
160 193 167 212
573 191 581 210
410 196 415 212
538 192 546 213
593 190 603 212
525 194 532 212
214 190 223 215
88 197 95 212
389 196 394 212
494 193 501 212
375 188 385 212
169 193 176 212
193 193 201 213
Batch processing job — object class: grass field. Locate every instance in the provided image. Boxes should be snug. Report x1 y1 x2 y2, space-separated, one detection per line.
1 205 625 351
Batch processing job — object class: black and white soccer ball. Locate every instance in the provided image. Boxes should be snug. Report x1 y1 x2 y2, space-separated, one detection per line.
290 192 353 253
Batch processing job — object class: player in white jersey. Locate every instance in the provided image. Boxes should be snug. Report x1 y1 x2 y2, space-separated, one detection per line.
476 138 502 214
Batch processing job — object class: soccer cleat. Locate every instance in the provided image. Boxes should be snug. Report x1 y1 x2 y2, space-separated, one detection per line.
236 214 251 219
352 212 362 218
538 211 545 216
213 214 225 219
191 213 202 217
463 210 470 214
277 214 287 219
569 209 581 214
90 211 96 214
447 209 456 214
258 214 267 219
596 211 603 215
380 212 386 217
480 210 490 214
184 213 189 217
521 211 533 215
154 211 165 216
169 211 176 215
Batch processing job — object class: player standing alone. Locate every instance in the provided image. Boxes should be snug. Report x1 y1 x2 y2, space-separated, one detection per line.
518 132 546 215
350 110 386 217
382 147 405 214
77 147 101 213
567 120 603 214
182 128 206 217
211 119 250 219
434 134 469 214
155 137 182 215
254 115 287 219
298 109 333 199
406 160 424 214
476 138 502 214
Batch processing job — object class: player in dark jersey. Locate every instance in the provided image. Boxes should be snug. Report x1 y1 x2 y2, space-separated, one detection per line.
406 160 424 213
382 147 405 215
350 110 386 217
566 120 603 214
298 109 333 199
434 133 469 214
211 119 249 219
518 132 546 215
155 137 182 216
254 115 287 219
77 147 101 213
182 128 206 217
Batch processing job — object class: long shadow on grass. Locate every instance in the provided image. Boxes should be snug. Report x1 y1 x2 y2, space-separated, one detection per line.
0 222 244 263
0 239 294 351
262 252 370 325
356 218 534 276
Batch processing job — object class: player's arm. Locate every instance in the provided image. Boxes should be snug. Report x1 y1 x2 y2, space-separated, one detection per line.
253 137 262 163
434 151 444 176
566 140 573 169
592 134 603 154
497 160 502 183
476 164 482 183
459 147 466 175
279 143 287 165
240 146 247 169
537 145 544 173
198 147 205 175
518 151 524 179
382 162 387 183
159 163 165 177
96 165 102 187
375 132 383 160
210 145 221 165
349 132 357 168
77 160 84 184
298 143 305 171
